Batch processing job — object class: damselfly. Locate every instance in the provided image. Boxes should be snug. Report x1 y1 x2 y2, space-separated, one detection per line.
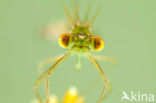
34 3 116 103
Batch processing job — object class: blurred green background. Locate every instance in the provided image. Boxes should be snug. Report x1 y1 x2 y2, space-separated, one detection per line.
0 0 156 103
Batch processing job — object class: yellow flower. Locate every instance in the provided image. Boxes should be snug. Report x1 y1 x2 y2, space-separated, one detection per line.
62 87 84 103
31 87 85 103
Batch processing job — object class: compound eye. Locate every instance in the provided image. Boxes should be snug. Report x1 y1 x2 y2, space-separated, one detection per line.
93 36 104 51
58 33 70 48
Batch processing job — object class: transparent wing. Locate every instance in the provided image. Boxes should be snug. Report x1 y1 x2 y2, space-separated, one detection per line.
40 20 70 41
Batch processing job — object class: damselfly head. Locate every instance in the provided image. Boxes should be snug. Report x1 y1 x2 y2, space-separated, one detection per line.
58 3 104 53
58 33 104 52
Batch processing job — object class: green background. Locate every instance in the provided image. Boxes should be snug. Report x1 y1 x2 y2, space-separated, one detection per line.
0 0 156 103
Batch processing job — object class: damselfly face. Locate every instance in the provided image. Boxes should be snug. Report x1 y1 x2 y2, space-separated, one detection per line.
58 25 104 53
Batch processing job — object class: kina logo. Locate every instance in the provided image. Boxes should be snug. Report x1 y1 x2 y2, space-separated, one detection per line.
121 91 155 102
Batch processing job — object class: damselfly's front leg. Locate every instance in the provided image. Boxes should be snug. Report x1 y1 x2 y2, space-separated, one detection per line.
81 56 116 97
34 54 70 103
90 55 117 74
89 56 112 103
45 76 50 102
38 55 64 74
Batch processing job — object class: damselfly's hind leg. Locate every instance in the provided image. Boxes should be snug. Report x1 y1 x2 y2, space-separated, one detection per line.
83 4 92 25
62 3 74 25
63 1 80 25
34 54 70 103
88 5 102 27
73 1 80 25
89 56 112 103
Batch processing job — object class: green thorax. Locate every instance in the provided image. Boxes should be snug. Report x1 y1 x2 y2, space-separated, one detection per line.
70 24 92 35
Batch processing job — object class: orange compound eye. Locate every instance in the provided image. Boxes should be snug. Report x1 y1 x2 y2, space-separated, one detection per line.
93 36 104 51
58 33 71 48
